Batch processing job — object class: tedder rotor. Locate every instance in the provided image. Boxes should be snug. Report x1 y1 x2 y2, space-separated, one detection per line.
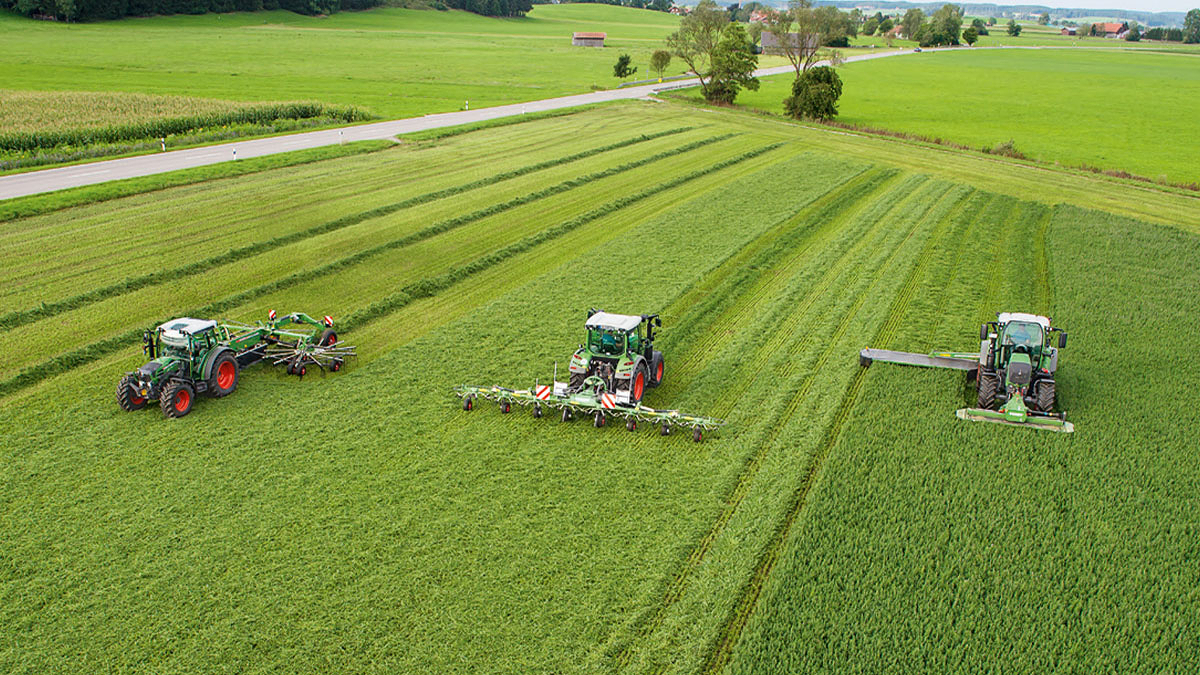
116 310 356 419
454 309 725 442
859 312 1072 433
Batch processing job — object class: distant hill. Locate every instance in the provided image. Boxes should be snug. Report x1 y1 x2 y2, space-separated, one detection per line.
804 1 1186 27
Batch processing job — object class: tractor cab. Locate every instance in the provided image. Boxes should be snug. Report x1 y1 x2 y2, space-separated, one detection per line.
569 309 665 403
150 318 219 358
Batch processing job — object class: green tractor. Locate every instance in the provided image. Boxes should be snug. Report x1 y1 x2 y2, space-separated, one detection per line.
859 312 1072 432
116 311 355 418
568 309 664 405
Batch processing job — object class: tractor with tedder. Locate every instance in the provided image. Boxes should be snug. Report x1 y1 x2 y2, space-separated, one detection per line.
860 312 1072 432
455 309 725 442
116 311 356 418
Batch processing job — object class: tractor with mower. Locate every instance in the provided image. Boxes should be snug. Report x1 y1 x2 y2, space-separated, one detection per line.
859 312 1072 432
454 309 725 442
116 311 356 418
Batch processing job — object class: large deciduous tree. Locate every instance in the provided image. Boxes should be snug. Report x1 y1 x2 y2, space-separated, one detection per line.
666 0 759 104
1185 8 1200 43
1007 19 1022 36
900 8 924 39
783 65 842 120
761 1 851 77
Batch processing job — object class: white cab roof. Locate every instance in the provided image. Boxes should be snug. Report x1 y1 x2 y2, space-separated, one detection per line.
998 312 1050 330
585 312 641 332
158 317 217 337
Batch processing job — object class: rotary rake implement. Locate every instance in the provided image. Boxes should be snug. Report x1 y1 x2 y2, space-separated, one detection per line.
454 376 725 443
116 310 356 418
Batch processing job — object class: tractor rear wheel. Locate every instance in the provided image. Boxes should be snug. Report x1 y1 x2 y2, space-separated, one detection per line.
161 381 195 419
649 351 664 387
977 373 999 410
318 329 338 347
116 375 147 411
1034 380 1056 412
629 365 648 404
207 352 239 398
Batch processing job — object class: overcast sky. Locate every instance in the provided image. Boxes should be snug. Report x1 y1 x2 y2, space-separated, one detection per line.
1041 1 1195 10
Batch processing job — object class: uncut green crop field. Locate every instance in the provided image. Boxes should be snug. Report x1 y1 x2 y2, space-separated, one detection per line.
733 48 1200 185
1 102 1198 674
0 5 752 121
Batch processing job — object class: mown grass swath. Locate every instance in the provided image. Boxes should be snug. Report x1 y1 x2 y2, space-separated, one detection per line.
0 128 691 332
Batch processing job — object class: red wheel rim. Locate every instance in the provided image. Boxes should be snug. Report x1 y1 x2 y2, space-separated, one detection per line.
656 362 663 381
131 394 145 405
328 335 336 345
633 372 645 400
174 389 190 412
216 361 235 390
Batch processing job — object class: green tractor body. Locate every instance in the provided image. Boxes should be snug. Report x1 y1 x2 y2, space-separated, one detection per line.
859 311 1072 432
117 311 354 418
568 309 664 405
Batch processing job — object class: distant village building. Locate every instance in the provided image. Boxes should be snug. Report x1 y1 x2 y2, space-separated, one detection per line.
669 6 689 15
572 32 606 47
749 9 771 23
1061 27 1076 35
761 32 819 55
1099 22 1125 38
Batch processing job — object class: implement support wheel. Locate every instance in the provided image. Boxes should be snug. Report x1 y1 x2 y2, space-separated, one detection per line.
533 403 543 418
626 418 637 432
660 424 670 436
693 427 703 443
562 408 572 423
500 401 511 414
594 411 605 428
463 396 474 411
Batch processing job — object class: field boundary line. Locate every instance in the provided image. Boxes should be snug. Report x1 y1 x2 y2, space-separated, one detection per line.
0 143 781 400
0 128 693 332
699 185 971 675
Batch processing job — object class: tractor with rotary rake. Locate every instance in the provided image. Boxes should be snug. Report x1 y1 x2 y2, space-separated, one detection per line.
116 310 356 418
859 312 1072 432
454 310 725 442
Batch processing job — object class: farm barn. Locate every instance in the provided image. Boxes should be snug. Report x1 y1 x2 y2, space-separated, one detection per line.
572 32 606 47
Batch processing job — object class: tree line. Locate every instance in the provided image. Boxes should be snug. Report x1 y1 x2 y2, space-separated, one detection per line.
534 0 673 11
1 0 381 21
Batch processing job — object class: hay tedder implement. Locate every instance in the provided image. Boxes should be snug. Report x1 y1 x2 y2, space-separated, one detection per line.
117 311 356 418
454 310 725 442
860 312 1073 433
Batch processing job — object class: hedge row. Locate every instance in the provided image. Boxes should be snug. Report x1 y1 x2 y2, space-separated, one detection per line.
0 127 690 332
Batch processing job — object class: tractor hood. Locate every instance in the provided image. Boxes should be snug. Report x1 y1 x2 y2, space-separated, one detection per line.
1006 353 1033 387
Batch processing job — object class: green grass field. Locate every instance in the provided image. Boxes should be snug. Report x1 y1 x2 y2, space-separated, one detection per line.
0 5 709 119
1 101 1198 673
726 48 1200 185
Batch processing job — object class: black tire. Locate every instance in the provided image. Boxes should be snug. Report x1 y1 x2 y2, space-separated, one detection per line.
569 372 586 391
533 403 543 418
331 358 343 372
318 328 338 347
160 380 195 419
1034 380 1056 412
296 364 307 378
207 351 239 398
977 373 998 410
693 427 703 443
649 351 664 387
626 418 637 432
116 374 148 411
660 424 670 436
463 396 473 411
500 401 511 414
562 408 572 423
594 411 605 428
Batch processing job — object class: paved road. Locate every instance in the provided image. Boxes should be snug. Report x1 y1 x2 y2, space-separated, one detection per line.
0 46 1018 201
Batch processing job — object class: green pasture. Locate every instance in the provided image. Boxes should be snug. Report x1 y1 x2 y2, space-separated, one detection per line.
1 102 1198 674
0 5 722 119
729 48 1200 184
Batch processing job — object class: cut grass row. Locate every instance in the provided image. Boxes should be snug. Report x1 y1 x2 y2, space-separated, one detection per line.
0 127 691 330
0 137 770 396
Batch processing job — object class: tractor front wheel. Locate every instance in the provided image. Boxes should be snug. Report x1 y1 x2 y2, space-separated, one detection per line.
161 381 195 419
116 375 147 411
1034 380 1056 412
977 373 999 410
208 352 239 398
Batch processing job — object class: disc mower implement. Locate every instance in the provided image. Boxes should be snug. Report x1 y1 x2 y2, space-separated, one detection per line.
453 310 725 442
860 311 1072 433
116 311 356 419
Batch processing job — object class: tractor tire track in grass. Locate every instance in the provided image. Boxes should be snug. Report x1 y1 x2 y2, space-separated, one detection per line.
0 128 693 332
612 177 963 669
0 143 780 399
700 187 976 675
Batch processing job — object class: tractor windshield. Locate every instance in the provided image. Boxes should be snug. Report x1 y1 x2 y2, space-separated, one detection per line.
588 328 627 356
1002 321 1043 352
